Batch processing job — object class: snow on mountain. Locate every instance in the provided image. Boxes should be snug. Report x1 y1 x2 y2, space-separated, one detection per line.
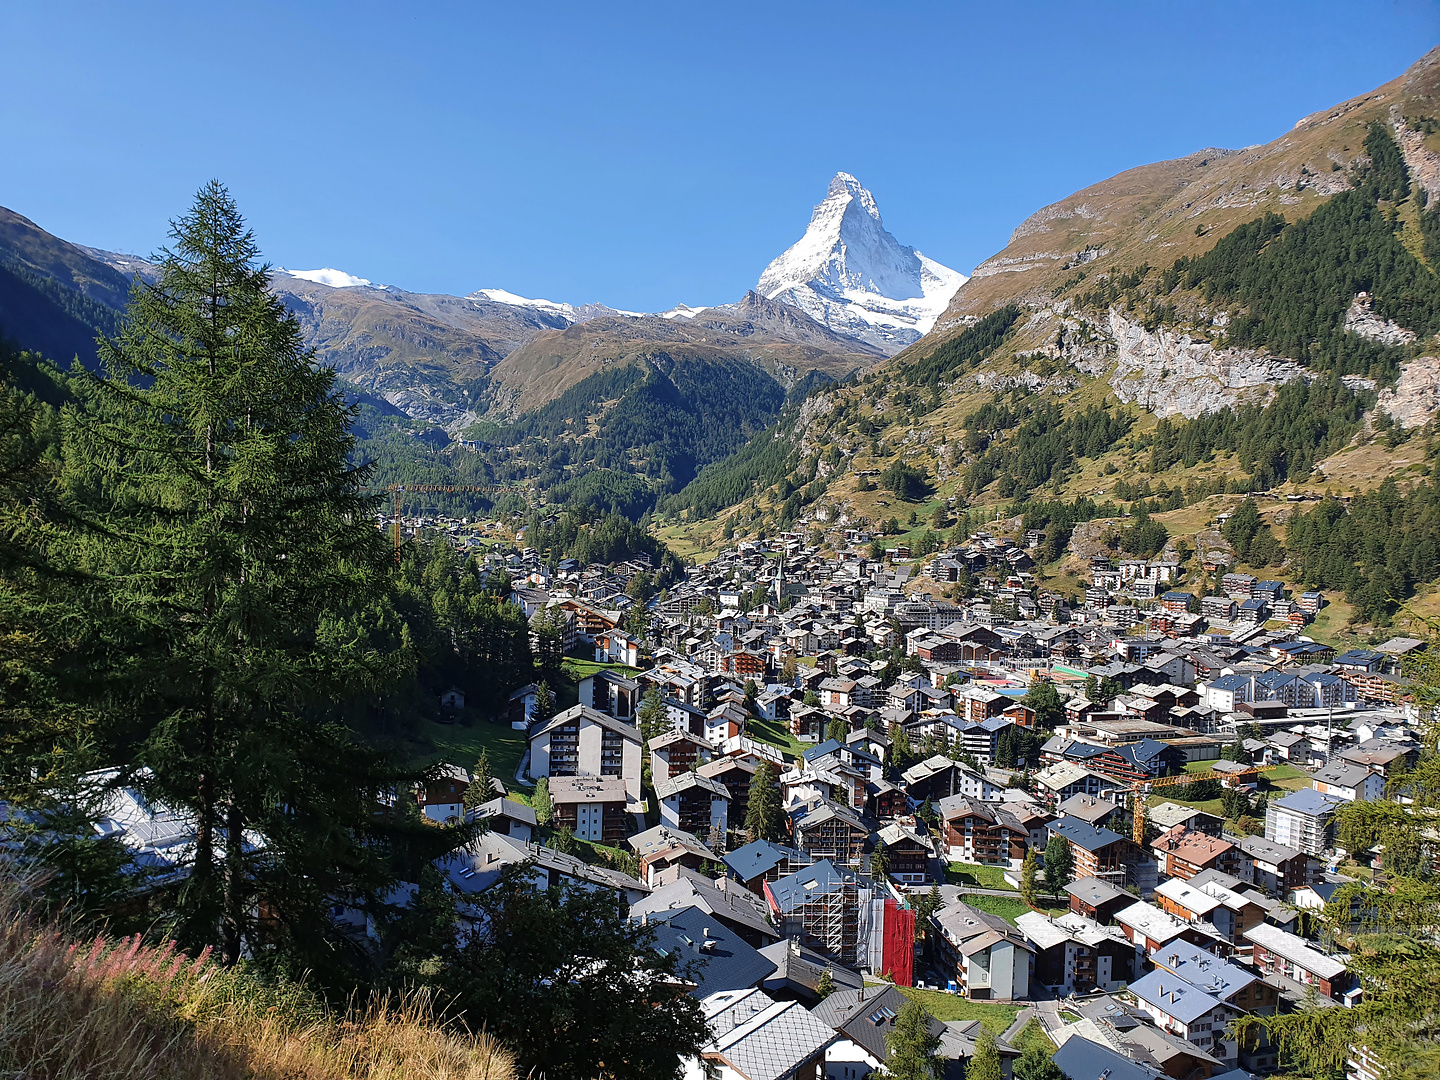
283 267 379 289
756 172 966 354
658 303 709 320
469 287 579 318
468 288 647 322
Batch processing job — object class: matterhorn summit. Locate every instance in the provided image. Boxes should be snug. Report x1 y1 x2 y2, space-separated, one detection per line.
757 172 966 354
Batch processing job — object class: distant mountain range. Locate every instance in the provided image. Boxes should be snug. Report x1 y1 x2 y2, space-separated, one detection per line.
2 172 950 437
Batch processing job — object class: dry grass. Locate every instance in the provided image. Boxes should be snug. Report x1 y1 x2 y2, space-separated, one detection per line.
0 877 513 1080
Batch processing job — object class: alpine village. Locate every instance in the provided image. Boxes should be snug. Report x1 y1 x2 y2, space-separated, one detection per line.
6 30 1440 1080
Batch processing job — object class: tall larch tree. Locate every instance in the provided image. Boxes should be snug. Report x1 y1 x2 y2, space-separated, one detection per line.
64 181 409 968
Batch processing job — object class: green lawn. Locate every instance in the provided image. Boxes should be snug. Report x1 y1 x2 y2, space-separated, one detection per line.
946 863 1015 890
746 714 805 760
561 657 641 682
1014 1018 1055 1053
895 986 1021 1034
414 716 528 786
960 895 1065 926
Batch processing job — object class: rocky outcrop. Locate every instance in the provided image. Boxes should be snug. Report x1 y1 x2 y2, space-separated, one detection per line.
1377 354 1440 428
1392 106 1440 201
1345 291 1418 347
1103 308 1310 418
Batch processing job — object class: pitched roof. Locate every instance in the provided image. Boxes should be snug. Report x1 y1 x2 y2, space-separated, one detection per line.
766 860 855 914
1053 1032 1163 1080
1150 942 1256 1001
1065 875 1128 908
646 904 777 996
812 984 942 1064
1243 923 1348 981
655 771 731 800
530 703 642 742
704 998 837 1080
1129 969 1228 1025
723 839 793 881
1050 816 1126 852
632 872 778 942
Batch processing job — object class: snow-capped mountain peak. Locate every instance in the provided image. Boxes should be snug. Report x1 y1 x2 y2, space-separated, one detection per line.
283 267 377 289
756 172 966 354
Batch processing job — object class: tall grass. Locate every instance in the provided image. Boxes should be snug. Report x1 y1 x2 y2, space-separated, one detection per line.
0 876 513 1080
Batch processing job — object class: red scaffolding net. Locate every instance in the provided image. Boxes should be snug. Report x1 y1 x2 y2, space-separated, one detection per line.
881 899 916 986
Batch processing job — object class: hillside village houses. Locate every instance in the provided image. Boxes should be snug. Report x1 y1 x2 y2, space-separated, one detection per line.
201 524 1420 1080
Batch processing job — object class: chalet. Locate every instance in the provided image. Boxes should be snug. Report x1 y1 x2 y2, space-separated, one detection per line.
698 756 758 811
1128 968 1240 1066
1236 835 1320 899
416 763 470 823
1016 911 1134 995
470 796 536 842
628 825 719 887
1115 900 1224 958
649 729 715 779
1154 871 1268 944
1244 923 1354 1000
1065 876 1133 924
1048 817 1133 888
1150 827 1240 882
792 799 869 867
875 819 937 883
656 771 730 838
939 797 1029 865
722 839 810 895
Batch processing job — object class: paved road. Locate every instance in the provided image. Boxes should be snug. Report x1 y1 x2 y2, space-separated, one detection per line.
1001 1007 1035 1045
1030 995 1069 1045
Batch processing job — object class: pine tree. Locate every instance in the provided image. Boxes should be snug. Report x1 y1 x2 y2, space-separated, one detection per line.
533 776 553 826
636 685 666 744
816 966 836 999
885 1000 941 1080
532 681 557 726
827 715 848 744
967 1028 1003 1080
464 748 495 811
1043 836 1073 895
871 839 890 880
744 760 783 842
64 182 401 967
1014 1038 1064 1080
1020 849 1040 909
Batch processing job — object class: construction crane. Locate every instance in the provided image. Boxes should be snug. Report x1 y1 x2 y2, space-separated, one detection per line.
386 484 523 563
1130 763 1282 844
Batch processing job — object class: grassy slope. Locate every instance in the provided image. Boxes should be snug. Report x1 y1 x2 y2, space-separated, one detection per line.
894 986 1022 1033
0 876 513 1080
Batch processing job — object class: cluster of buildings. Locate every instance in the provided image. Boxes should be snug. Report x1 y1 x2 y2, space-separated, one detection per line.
33 525 1422 1080
479 529 1425 1080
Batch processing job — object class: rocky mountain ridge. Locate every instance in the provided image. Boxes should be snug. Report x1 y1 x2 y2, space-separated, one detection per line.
757 172 966 354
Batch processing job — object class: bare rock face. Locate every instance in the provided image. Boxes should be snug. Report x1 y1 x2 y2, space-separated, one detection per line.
1377 354 1440 428
1391 106 1440 201
1345 291 1418 348
1103 308 1310 418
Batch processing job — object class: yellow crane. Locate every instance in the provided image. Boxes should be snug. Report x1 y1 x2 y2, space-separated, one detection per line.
386 483 523 563
1130 763 1281 844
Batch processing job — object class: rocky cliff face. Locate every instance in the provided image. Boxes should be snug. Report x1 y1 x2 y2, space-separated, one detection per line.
1101 308 1313 418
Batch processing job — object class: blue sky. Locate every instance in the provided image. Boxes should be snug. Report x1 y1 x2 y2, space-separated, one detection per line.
3 2 1436 311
